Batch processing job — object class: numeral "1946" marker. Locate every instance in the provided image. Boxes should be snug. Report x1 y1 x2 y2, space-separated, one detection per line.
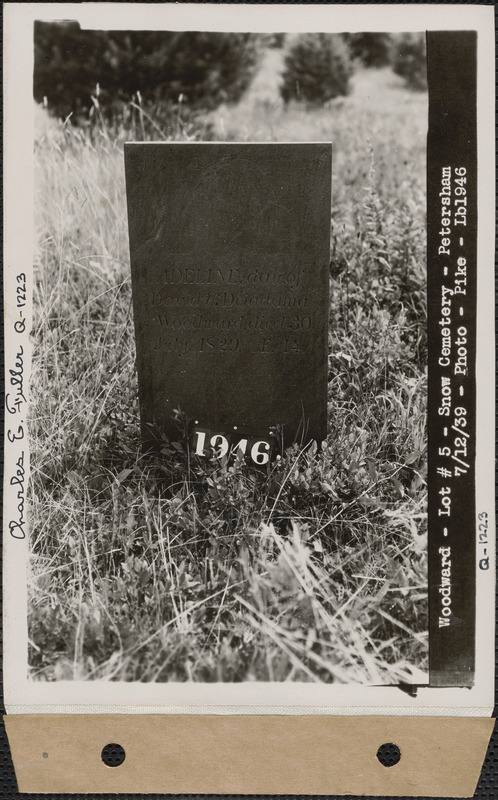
193 430 271 465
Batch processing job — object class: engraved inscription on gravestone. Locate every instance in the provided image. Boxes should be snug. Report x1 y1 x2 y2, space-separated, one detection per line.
125 143 331 454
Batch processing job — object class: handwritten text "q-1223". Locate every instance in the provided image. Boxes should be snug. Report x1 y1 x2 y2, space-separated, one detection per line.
7 273 27 539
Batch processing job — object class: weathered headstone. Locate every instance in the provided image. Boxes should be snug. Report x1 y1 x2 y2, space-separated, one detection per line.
125 143 331 458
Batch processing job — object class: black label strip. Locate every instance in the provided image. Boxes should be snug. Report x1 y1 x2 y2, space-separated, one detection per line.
427 31 477 686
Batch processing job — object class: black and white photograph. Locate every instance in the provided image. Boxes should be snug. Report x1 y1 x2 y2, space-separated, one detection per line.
3 3 494 715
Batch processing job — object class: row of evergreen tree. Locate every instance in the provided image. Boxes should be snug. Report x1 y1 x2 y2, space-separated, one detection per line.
34 23 426 123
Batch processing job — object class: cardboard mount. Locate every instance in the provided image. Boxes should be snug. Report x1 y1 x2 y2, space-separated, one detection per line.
4 714 495 796
3 6 495 798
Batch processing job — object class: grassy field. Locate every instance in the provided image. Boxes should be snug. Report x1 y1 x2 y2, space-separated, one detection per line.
29 60 428 684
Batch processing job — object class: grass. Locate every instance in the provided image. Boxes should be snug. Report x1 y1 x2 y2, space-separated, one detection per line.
29 61 428 684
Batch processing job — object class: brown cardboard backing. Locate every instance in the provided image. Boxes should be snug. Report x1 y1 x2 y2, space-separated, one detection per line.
4 714 495 796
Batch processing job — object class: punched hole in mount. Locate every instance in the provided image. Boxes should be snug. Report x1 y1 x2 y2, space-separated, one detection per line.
376 742 401 767
101 743 126 768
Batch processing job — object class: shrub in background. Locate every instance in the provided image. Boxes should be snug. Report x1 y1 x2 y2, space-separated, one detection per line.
34 21 259 122
157 31 259 107
259 32 286 49
280 33 354 106
345 33 393 68
392 33 427 90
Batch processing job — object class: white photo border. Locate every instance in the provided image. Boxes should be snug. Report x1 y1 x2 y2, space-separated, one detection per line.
3 2 495 716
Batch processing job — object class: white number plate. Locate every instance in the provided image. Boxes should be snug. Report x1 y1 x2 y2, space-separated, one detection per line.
192 427 273 465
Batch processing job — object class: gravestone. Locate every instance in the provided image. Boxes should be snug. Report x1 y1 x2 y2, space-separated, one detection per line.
125 142 331 458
